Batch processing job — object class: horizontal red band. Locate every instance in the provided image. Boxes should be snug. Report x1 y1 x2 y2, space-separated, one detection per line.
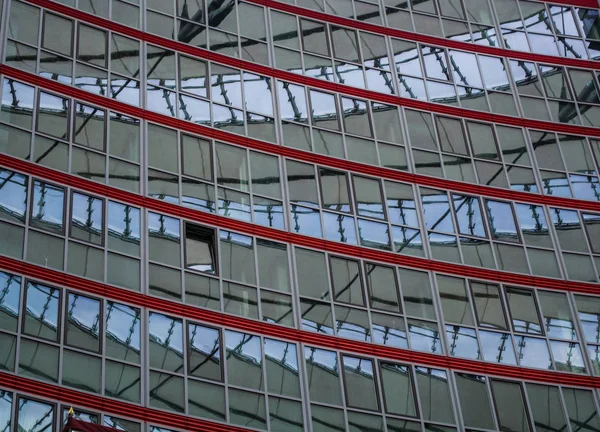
18 0 600 122
1 141 600 292
247 0 600 70
0 372 252 432
4 64 600 217
0 255 598 388
538 0 599 6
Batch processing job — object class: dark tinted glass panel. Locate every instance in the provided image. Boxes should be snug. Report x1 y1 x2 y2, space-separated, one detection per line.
305 347 342 405
491 380 531 432
343 355 378 411
526 383 568 432
455 374 495 430
381 362 416 417
416 368 454 423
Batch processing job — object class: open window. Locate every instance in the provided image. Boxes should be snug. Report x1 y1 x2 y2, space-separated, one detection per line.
185 222 217 274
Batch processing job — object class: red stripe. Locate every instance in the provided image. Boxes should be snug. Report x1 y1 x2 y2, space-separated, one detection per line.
4 64 600 214
0 372 252 432
1 150 600 293
247 0 600 70
0 255 598 387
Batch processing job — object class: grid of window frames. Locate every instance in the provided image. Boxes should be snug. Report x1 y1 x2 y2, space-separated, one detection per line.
3 272 600 431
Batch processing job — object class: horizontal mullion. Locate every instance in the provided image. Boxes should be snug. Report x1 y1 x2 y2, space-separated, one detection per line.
0 372 252 432
4 64 600 216
1 148 600 292
0 254 599 388
247 0 600 70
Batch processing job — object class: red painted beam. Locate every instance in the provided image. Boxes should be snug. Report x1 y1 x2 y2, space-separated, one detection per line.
0 255 598 387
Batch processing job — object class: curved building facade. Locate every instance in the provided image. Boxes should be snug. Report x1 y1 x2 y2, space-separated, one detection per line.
1 0 600 431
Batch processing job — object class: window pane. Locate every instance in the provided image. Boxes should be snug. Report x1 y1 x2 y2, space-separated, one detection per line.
215 143 248 191
563 388 600 432
269 396 303 432
105 302 140 363
479 330 517 365
17 398 54 432
320 168 350 212
19 338 59 382
330 257 364 305
62 349 101 393
31 181 65 233
185 272 220 311
220 231 255 285
181 134 212 180
416 367 454 424
0 391 12 431
188 323 221 381
0 271 21 332
526 383 568 432
471 282 507 329
343 356 378 411
575 295 600 343
265 338 300 398
188 379 225 421
149 312 183 372
226 330 263 391
296 248 329 299
354 176 384 219
105 360 140 402
506 288 542 334
437 275 473 326
148 212 180 267
311 404 345 432
149 371 184 413
23 281 59 341
257 240 289 292
491 380 531 432
223 282 258 319
400 269 435 320
304 347 342 405
538 291 576 340
71 193 103 245
228 388 266 430
0 333 16 371
286 161 318 206
250 152 281 199
381 362 416 417
366 264 400 312
107 202 140 256
0 169 27 223
66 292 100 352
185 223 216 274
455 374 495 430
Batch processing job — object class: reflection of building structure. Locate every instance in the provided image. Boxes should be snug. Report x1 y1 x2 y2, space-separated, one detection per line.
3 0 600 431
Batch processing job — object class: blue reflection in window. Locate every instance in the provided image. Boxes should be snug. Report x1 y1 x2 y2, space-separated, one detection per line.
323 212 357 244
71 192 103 244
421 191 455 233
0 271 21 331
24 281 59 340
108 201 140 243
392 226 423 255
550 341 586 373
179 95 211 124
408 320 442 354
106 301 141 361
335 309 370 342
453 195 485 237
445 325 480 360
479 330 517 365
0 169 27 222
542 175 572 198
17 398 54 432
515 336 552 369
148 211 180 240
515 203 549 239
485 200 518 241
31 180 65 233
253 199 285 230
571 174 600 201
0 390 12 432
290 204 322 238
66 293 100 350
217 188 251 222
357 219 391 251
372 320 408 349
149 312 183 355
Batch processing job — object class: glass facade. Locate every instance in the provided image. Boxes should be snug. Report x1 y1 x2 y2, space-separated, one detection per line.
1 0 600 431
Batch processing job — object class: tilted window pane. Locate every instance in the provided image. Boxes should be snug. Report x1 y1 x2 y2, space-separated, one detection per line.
491 380 531 432
400 269 435 320
526 383 568 432
437 275 474 326
342 355 379 411
485 200 519 242
415 367 455 424
353 176 384 220
366 263 400 312
453 195 485 237
330 257 364 305
455 374 495 430
506 288 542 334
296 248 329 299
185 223 216 274
304 347 342 406
23 281 59 341
562 388 600 432
286 160 319 207
381 362 416 417
421 188 455 234
538 291 577 340
188 323 221 381
471 282 507 329
320 168 351 213
220 231 255 285
66 292 100 352
149 312 183 373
